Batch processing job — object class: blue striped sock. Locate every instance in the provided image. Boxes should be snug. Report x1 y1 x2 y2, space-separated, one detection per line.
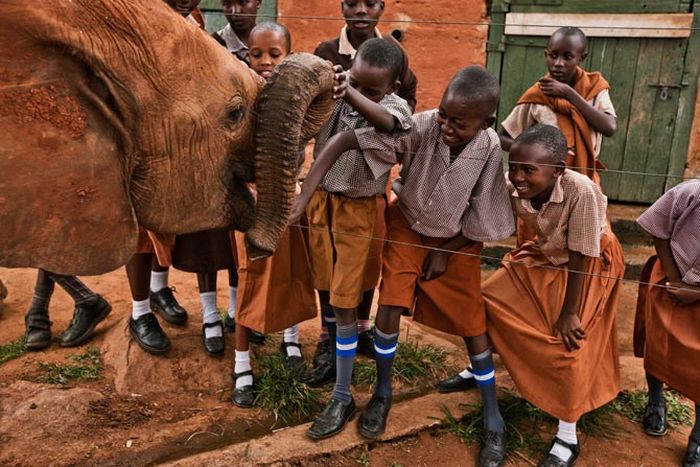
470 348 504 433
374 328 398 397
331 322 357 405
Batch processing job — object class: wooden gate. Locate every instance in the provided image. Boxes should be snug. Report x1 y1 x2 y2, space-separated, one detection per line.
486 0 699 203
200 0 278 33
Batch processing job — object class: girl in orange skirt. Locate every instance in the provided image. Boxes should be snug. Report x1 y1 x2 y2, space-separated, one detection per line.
634 179 700 467
482 124 624 466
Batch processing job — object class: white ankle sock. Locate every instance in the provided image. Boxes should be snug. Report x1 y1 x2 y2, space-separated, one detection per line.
228 286 237 319
459 367 474 379
234 350 253 388
150 270 169 293
283 325 302 357
200 291 221 338
550 420 578 461
131 298 152 320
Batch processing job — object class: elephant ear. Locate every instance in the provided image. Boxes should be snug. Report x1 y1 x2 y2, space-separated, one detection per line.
0 41 137 275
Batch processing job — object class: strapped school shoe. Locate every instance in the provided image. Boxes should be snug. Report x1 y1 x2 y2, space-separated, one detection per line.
643 401 668 436
24 307 52 351
150 287 188 325
684 437 700 467
306 398 356 440
232 370 255 408
438 368 477 393
479 430 507 467
202 321 225 356
60 295 112 347
357 394 392 439
538 437 580 467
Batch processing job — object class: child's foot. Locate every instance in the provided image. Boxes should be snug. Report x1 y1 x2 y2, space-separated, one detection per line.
280 342 306 373
438 367 477 393
643 400 667 436
684 437 700 467
249 329 266 344
232 370 255 408
306 398 356 440
356 330 375 358
129 313 171 355
60 295 112 347
302 354 336 387
538 437 579 467
479 430 507 467
202 321 225 356
150 288 188 325
358 394 392 439
24 307 52 351
313 339 331 367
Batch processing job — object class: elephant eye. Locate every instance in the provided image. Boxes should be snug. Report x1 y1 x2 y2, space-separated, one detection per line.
226 104 246 126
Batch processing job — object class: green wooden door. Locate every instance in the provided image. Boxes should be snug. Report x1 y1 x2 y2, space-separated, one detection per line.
200 0 278 33
487 0 699 203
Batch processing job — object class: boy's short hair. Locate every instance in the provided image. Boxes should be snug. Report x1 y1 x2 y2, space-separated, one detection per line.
355 38 403 83
551 26 588 52
446 65 500 114
250 22 292 53
514 124 568 164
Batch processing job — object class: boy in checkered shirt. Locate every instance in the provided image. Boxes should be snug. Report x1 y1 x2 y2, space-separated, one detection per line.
292 66 514 466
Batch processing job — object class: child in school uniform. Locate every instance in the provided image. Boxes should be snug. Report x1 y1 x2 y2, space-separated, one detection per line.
634 179 700 467
483 124 624 467
212 0 262 65
292 66 514 466
228 22 319 408
309 0 418 372
298 38 413 389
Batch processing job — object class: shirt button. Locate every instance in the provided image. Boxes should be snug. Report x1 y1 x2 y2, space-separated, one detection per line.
428 201 433 206
416 221 421 225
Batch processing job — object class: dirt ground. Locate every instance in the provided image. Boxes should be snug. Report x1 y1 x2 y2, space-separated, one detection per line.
0 266 694 466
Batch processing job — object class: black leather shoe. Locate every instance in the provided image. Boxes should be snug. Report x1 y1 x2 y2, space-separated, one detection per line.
358 394 392 439
538 437 580 467
479 430 507 467
25 308 52 351
306 398 356 440
232 370 255 408
280 342 306 373
684 437 700 467
302 353 336 387
313 339 331 367
357 330 375 358
60 295 111 347
150 288 188 325
643 400 667 436
249 329 266 344
129 313 171 355
224 315 235 332
438 369 477 393
202 321 225 356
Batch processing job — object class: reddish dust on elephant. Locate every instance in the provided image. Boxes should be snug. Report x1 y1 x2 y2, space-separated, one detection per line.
0 0 334 276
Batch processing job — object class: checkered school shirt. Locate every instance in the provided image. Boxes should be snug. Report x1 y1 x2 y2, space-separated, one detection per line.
637 179 700 286
508 169 608 265
314 94 413 198
355 110 514 241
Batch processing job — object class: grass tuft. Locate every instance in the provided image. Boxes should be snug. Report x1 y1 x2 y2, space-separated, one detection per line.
353 340 450 388
613 389 693 427
38 346 102 385
0 337 27 365
254 353 323 425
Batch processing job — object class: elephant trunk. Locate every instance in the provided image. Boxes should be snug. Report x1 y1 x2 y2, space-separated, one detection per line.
245 53 335 259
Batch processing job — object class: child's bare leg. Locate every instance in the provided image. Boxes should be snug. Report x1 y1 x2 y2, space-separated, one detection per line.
232 323 254 407
126 253 152 302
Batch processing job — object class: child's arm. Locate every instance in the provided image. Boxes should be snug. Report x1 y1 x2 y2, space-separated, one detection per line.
422 235 476 281
289 131 359 223
497 126 515 151
554 251 588 351
539 78 617 136
653 236 700 305
343 86 400 133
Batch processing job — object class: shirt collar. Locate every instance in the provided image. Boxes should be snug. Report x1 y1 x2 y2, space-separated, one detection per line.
338 25 382 59
510 171 565 205
429 115 489 160
219 24 248 53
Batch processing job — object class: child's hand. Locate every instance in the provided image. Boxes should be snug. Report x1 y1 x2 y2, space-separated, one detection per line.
539 78 572 100
332 65 348 100
665 281 700 305
422 251 450 281
553 312 586 351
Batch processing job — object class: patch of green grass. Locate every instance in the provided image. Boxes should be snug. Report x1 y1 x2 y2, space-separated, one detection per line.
254 353 323 425
0 337 27 365
353 340 450 388
613 389 693 427
38 346 102 385
356 451 370 466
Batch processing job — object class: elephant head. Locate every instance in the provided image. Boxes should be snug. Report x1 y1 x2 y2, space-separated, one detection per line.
0 0 334 274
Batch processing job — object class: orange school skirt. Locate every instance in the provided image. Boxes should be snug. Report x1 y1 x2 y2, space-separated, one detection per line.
634 256 700 403
136 227 175 267
484 230 624 422
378 202 486 337
233 224 317 334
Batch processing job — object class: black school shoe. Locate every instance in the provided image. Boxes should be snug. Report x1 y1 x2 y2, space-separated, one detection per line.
129 313 171 355
479 430 507 467
356 330 375 358
202 321 225 356
684 437 700 467
232 370 255 408
150 288 188 325
438 368 477 393
313 339 331 367
25 307 52 351
358 394 392 439
302 352 336 387
280 342 306 373
306 398 356 440
538 437 580 467
643 400 668 436
60 295 112 347
249 329 266 344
